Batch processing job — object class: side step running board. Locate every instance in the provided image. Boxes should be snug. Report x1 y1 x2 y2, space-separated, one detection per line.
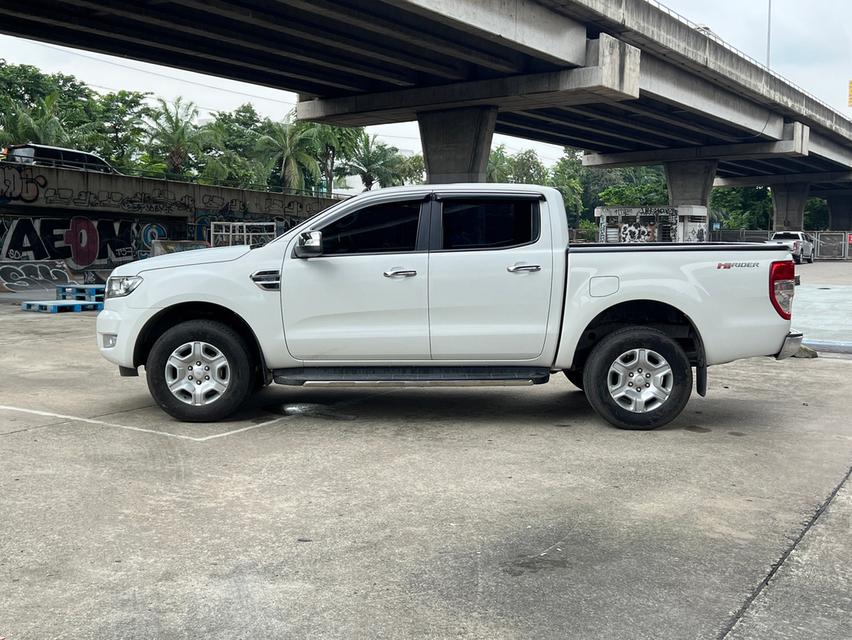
272 366 551 387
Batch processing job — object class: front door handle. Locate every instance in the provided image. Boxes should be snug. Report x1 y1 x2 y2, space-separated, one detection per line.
507 264 541 273
384 268 417 278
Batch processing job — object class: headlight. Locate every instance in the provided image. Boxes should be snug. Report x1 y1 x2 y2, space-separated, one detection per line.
105 276 143 299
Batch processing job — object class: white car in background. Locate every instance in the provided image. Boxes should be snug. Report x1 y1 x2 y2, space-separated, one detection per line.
766 231 815 264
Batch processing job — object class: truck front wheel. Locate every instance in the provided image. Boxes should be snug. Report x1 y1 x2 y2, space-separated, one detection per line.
583 327 693 430
146 320 253 422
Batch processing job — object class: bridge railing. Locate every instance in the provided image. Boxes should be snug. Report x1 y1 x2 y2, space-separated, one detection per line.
649 0 842 119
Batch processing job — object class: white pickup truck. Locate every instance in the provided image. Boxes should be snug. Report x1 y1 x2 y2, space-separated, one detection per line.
97 184 801 430
766 231 815 264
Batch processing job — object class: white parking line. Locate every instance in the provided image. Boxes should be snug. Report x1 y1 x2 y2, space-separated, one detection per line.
0 405 288 442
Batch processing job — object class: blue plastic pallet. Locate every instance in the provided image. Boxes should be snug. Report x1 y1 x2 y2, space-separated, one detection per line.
21 300 104 313
55 284 106 301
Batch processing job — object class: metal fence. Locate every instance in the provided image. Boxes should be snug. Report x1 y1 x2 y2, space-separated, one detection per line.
708 229 851 260
211 221 289 247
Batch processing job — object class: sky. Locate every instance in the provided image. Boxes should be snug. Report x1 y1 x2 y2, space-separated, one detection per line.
0 0 850 167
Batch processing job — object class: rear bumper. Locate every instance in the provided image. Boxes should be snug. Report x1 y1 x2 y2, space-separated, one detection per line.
775 331 803 360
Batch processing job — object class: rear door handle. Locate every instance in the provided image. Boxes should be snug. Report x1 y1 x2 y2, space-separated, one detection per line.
384 268 417 278
507 264 541 273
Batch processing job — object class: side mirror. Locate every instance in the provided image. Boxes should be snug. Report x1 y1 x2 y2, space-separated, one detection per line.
294 230 323 258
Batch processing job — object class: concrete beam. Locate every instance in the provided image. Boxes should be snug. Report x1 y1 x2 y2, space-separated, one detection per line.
714 171 852 188
419 106 497 183
297 34 639 126
666 160 717 207
808 131 852 169
771 183 810 231
275 0 522 74
582 122 809 168
639 55 785 140
382 0 588 66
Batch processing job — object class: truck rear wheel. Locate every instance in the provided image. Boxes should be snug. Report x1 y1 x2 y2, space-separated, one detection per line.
146 319 253 422
583 327 693 430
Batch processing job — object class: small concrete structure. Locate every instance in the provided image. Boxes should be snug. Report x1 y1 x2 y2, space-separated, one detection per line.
595 205 708 244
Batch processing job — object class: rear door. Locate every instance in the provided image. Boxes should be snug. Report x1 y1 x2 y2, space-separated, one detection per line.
427 194 554 360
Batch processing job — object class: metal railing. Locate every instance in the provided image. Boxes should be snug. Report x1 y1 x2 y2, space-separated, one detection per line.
648 0 845 120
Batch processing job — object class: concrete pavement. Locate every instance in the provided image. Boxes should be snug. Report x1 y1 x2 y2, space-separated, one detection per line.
795 261 852 352
1 299 851 639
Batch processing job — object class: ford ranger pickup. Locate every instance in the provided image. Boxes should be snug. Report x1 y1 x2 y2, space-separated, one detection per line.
97 184 801 430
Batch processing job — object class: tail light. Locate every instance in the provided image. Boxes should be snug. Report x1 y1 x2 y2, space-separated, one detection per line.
769 260 795 320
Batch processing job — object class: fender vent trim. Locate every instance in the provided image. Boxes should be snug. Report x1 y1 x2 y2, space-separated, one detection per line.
250 270 280 291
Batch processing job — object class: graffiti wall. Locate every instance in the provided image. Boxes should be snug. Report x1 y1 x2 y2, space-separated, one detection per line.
1 163 337 219
0 214 181 291
0 162 339 293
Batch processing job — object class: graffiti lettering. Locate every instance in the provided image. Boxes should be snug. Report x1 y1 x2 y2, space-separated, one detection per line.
0 215 178 270
1 166 47 203
0 260 76 292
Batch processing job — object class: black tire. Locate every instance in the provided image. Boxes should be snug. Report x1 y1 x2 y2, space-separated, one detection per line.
808 250 815 263
146 319 253 422
582 327 693 430
563 368 584 390
794 253 802 264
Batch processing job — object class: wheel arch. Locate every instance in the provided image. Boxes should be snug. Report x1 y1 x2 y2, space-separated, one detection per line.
133 302 269 384
570 299 706 393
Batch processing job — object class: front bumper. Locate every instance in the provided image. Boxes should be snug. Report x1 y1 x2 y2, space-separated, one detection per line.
775 331 803 360
96 301 154 368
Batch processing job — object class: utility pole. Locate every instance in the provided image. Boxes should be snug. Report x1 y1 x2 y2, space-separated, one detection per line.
766 0 772 67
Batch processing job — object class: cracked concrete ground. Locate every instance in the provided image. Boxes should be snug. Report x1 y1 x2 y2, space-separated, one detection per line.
0 300 850 639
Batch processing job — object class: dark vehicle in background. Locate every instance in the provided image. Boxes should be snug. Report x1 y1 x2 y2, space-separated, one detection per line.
0 143 119 174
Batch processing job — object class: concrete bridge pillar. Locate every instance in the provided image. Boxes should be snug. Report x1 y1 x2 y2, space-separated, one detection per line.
825 194 852 230
771 182 810 230
418 106 497 183
664 160 718 206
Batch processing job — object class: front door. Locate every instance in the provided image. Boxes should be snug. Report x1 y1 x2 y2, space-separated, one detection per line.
428 196 554 360
282 197 430 361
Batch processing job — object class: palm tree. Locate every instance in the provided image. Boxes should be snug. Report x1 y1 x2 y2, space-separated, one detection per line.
256 118 320 193
312 124 363 196
145 97 205 175
337 132 403 191
0 93 95 148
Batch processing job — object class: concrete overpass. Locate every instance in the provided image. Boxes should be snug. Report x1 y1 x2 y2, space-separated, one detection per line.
4 0 852 229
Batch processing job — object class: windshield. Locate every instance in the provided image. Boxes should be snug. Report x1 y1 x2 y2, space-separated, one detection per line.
772 233 800 240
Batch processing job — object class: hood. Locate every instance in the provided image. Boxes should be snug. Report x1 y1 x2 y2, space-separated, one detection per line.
111 245 252 277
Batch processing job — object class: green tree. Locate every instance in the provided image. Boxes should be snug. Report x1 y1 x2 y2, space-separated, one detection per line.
0 60 96 131
510 149 549 184
548 149 585 226
399 153 425 185
804 197 828 230
144 97 206 175
598 167 668 206
0 93 96 148
256 118 320 192
337 132 402 191
710 187 773 229
487 144 513 182
312 123 363 195
94 90 151 167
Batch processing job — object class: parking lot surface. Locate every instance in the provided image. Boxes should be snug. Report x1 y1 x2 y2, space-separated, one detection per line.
1 295 851 639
